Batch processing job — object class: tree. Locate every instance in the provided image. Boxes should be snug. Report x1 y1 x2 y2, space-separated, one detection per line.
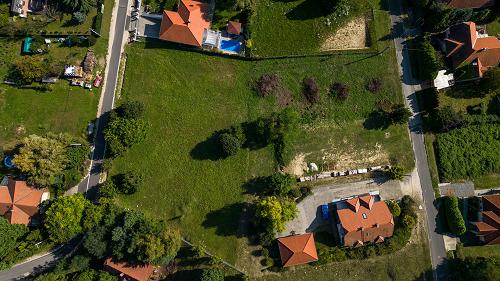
413 36 442 79
135 228 182 264
83 226 108 259
200 268 224 281
434 106 464 132
266 173 294 196
389 104 412 124
411 0 429 8
82 203 104 231
386 200 401 217
117 100 145 119
0 217 29 260
72 11 86 24
303 77 320 104
255 196 297 233
444 196 466 235
11 56 44 85
104 116 147 157
387 165 405 181
65 143 90 172
13 134 67 186
451 256 500 281
99 180 117 198
66 255 90 274
479 67 500 95
218 133 240 157
61 0 95 13
115 171 142 194
44 194 89 243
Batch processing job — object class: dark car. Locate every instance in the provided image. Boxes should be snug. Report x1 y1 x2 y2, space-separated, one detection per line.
321 204 330 220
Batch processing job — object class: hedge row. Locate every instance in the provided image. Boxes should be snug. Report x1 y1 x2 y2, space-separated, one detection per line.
444 196 466 236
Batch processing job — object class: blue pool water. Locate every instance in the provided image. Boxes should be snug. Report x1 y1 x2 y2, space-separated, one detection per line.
220 40 241 53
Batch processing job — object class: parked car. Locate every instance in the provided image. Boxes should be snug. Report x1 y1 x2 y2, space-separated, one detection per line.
93 74 103 88
321 204 330 220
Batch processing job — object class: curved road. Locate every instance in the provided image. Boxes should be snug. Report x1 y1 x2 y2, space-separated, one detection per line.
388 0 448 280
0 0 130 279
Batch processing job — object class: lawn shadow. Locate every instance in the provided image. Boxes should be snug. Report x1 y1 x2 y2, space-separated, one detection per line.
363 110 390 130
242 176 269 195
201 202 248 237
190 132 225 161
171 269 203 281
286 0 331 20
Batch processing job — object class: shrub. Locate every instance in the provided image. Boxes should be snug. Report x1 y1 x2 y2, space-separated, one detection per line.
402 214 416 229
266 173 294 196
219 133 240 157
115 172 143 195
444 196 466 235
99 180 117 198
255 74 280 97
376 98 393 112
331 82 349 100
303 77 320 104
200 268 224 281
255 196 298 233
117 100 145 119
387 200 401 217
412 36 442 80
367 78 382 93
387 165 404 181
264 257 274 267
93 13 103 33
433 106 464 132
289 188 301 198
72 12 86 24
389 104 412 124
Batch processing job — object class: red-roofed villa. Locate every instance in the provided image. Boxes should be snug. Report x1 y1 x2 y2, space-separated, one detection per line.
470 194 500 245
103 258 154 281
335 194 394 247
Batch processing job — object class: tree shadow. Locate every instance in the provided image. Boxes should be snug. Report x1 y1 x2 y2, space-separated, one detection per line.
285 0 332 20
190 131 225 161
201 202 248 237
363 110 390 130
242 176 269 195
170 269 203 281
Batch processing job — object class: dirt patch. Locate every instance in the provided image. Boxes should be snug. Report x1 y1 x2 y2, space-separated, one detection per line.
320 17 368 51
15 125 26 136
284 153 309 176
321 139 389 171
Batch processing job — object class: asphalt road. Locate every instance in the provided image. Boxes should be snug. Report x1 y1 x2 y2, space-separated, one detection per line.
387 0 448 280
0 0 130 279
78 0 130 199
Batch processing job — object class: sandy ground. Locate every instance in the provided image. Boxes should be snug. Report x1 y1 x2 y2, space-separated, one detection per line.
321 17 368 51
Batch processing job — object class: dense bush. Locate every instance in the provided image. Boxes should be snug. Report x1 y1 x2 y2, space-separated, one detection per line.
436 124 499 180
387 200 401 217
219 133 241 157
114 171 143 195
433 106 464 132
444 196 466 235
412 36 442 80
73 12 86 24
388 104 412 124
117 100 145 119
266 173 294 196
303 77 320 104
450 256 500 281
255 74 281 97
387 165 405 180
200 268 224 281
104 112 148 157
367 78 382 93
330 82 349 100
255 196 297 233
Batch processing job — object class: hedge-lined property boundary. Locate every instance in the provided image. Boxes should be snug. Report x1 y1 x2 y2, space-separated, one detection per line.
444 196 466 236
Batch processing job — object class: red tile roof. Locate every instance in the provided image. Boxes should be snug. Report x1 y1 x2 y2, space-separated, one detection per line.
446 22 500 77
0 178 46 225
445 0 495 8
159 0 211 47
277 233 318 267
104 258 154 281
227 21 241 35
337 196 393 233
472 194 500 245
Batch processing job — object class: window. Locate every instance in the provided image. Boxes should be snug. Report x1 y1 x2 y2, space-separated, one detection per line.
362 213 367 219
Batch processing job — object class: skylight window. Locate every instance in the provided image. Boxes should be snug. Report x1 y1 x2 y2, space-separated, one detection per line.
362 213 367 219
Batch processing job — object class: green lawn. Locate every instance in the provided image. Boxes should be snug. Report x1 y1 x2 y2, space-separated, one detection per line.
250 0 382 57
486 13 500 37
115 10 412 263
462 244 500 260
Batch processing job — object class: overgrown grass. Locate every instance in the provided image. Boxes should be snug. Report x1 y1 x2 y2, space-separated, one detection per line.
462 244 500 260
250 0 382 57
473 173 500 189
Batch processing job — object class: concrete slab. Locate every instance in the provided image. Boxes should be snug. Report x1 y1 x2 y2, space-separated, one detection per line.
443 235 457 251
137 15 161 38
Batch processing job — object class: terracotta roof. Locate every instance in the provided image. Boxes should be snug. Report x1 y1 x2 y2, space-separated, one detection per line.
277 233 318 267
445 0 495 8
474 221 497 233
446 22 500 77
337 195 393 233
483 194 500 211
0 178 46 225
104 258 154 281
159 0 210 47
227 21 241 35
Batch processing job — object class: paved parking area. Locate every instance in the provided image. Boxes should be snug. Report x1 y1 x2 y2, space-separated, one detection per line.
278 178 406 237
137 14 161 38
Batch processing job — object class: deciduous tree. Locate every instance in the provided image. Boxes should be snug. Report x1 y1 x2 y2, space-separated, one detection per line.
44 194 89 243
255 196 297 232
11 56 44 85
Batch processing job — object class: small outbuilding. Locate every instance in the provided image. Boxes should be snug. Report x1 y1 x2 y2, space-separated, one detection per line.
227 21 242 35
277 233 318 267
64 65 84 78
103 258 154 281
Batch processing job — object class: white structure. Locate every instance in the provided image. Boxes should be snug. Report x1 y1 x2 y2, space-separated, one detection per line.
433 70 455 90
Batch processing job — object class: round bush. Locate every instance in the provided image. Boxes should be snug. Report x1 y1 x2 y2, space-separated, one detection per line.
219 133 240 157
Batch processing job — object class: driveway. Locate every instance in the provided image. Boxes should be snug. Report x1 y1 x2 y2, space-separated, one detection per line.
278 178 405 237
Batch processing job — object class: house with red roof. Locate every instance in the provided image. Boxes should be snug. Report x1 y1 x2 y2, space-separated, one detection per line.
335 194 394 247
445 22 500 78
441 0 495 9
159 0 211 47
277 233 318 267
470 194 500 245
103 258 154 281
0 177 49 225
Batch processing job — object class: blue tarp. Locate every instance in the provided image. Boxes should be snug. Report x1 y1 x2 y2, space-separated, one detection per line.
22 37 32 53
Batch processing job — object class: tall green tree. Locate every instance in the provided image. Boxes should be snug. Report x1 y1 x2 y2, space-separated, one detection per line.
61 0 95 13
44 194 89 243
135 228 182 264
255 196 297 232
103 116 147 157
13 134 67 186
83 226 108 259
11 56 44 85
0 217 29 260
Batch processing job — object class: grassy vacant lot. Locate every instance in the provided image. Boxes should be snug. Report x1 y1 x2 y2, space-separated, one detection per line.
115 10 412 264
462 244 500 260
250 0 383 57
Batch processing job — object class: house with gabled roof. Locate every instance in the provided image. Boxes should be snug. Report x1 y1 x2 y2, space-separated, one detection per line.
335 194 394 247
470 194 500 245
0 177 49 225
103 258 154 281
277 233 318 267
159 0 211 47
445 22 500 78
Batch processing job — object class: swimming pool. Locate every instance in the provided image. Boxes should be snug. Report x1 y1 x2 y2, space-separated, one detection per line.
220 39 241 53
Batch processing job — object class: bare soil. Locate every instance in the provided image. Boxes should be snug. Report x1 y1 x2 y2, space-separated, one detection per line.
320 17 368 51
284 153 309 176
320 139 389 171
